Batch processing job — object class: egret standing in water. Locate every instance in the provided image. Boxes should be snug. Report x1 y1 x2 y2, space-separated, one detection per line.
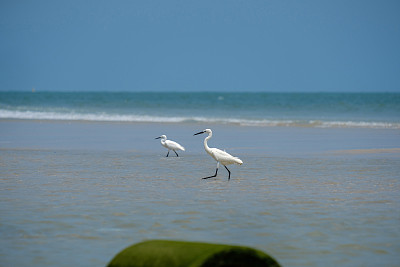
194 129 243 180
155 135 185 157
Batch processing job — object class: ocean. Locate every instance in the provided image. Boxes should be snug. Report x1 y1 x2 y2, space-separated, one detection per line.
1 92 400 128
1 92 400 267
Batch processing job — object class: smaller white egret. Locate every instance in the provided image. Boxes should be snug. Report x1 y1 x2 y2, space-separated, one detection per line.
155 135 185 157
194 129 243 180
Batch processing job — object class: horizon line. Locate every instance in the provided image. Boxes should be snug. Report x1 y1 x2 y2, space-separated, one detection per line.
1 90 400 94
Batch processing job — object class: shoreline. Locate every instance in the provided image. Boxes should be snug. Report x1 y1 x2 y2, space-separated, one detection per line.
1 116 399 129
1 119 399 156
331 148 400 155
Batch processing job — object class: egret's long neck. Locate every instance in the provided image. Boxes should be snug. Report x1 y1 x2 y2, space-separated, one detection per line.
161 137 166 145
204 133 212 154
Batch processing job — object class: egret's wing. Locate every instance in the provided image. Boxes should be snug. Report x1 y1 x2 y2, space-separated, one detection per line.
210 148 242 165
165 140 185 151
211 148 233 158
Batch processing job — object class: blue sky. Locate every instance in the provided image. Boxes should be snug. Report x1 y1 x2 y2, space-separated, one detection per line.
1 0 399 92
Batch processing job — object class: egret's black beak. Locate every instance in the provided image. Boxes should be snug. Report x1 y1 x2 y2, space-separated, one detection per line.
194 131 205 136
155 137 161 139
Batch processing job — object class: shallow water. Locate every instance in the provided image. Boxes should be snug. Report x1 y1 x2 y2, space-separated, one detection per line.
1 121 400 266
1 150 399 266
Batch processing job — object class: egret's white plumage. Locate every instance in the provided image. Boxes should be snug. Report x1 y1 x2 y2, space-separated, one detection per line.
155 135 185 157
194 129 242 180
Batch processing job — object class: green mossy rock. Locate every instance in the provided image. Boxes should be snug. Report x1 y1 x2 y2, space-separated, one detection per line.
108 240 281 267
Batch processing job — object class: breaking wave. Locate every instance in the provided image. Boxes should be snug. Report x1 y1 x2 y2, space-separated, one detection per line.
1 109 399 129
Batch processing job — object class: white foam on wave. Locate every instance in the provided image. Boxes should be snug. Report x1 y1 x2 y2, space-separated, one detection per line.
311 120 400 129
1 109 399 129
0 109 185 123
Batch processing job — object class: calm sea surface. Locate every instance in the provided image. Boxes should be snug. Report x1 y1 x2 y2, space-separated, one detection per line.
0 92 400 266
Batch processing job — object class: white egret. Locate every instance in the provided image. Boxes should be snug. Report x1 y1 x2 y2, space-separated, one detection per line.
155 135 185 157
194 129 243 180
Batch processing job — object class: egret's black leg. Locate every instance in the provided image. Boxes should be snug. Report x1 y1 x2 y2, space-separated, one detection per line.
224 165 231 180
173 150 179 157
202 168 218 179
166 151 170 157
